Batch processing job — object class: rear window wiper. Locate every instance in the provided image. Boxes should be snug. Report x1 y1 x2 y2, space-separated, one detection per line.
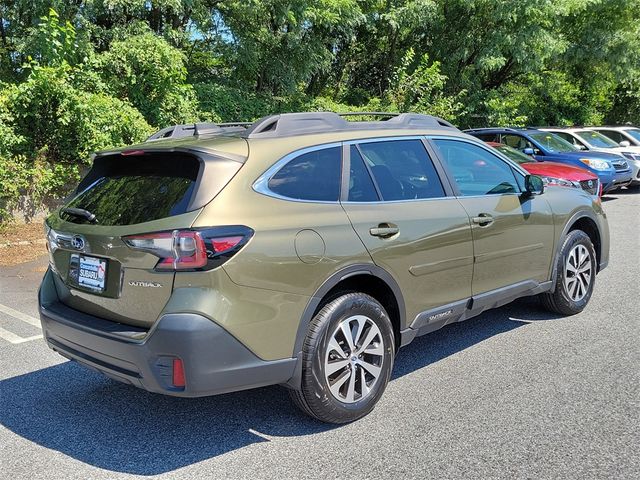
61 207 98 224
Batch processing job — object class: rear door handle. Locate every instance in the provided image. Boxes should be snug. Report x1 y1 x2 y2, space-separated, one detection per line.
472 214 494 226
369 223 399 238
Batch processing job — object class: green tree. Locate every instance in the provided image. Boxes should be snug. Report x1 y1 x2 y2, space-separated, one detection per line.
97 32 199 126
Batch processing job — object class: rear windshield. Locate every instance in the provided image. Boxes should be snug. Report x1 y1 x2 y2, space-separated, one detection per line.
60 154 200 226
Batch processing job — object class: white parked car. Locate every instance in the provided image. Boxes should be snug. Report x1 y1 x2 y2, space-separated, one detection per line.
541 127 640 188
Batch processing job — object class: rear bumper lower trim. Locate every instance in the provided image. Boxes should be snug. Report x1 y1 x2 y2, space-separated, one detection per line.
39 268 298 397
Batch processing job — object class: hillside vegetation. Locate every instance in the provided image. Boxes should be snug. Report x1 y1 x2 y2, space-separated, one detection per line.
1 1 639 220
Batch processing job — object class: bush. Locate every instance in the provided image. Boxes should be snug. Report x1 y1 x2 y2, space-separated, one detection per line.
98 33 199 126
195 83 286 122
0 66 152 221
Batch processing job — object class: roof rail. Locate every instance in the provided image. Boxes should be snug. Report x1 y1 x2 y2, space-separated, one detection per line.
337 112 399 118
243 111 457 138
535 126 578 130
463 127 524 134
146 122 248 142
146 112 458 142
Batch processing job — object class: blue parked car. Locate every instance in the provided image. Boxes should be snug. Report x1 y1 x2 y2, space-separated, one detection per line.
464 128 632 193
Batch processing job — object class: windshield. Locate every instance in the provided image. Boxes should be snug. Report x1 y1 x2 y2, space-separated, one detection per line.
529 132 578 153
493 144 531 165
575 131 619 148
624 128 640 142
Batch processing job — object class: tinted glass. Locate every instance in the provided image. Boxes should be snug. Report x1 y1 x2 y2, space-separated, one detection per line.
434 139 521 196
596 129 623 143
61 155 199 226
348 146 379 201
268 146 341 201
357 140 445 200
474 133 500 142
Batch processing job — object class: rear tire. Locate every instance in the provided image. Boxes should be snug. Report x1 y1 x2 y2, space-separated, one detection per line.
289 293 395 424
540 230 597 315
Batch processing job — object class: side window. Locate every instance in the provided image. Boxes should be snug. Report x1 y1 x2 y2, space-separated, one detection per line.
433 139 521 196
556 132 584 148
356 139 445 201
268 146 341 201
554 132 573 143
348 146 379 202
474 133 499 142
501 134 530 150
601 130 623 143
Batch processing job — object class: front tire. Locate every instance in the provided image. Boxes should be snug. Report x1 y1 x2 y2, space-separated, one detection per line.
289 293 395 424
540 230 597 315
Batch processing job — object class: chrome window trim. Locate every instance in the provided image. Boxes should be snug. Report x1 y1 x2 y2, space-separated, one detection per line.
252 142 343 204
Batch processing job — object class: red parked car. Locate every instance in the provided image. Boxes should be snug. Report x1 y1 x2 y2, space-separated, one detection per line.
487 142 601 196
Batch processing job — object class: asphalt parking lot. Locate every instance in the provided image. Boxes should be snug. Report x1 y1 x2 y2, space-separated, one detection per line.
0 190 638 480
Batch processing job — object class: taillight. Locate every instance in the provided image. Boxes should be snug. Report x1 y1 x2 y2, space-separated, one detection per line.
123 226 253 271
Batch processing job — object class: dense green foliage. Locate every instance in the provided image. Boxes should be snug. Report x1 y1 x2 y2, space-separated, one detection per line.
1 1 639 220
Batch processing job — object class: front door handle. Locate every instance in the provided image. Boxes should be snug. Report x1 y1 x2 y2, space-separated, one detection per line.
472 214 494 226
369 223 399 238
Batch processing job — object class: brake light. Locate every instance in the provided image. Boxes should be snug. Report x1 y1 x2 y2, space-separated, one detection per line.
123 227 253 271
121 149 146 156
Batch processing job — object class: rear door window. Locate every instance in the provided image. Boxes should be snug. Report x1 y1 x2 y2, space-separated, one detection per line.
473 133 499 142
268 146 342 202
61 154 201 226
501 134 532 150
356 139 445 200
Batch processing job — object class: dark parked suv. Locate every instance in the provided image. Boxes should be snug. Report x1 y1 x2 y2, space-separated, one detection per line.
40 113 609 423
465 127 632 192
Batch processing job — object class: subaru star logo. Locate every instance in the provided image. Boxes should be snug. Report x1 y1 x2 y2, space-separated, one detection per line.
71 235 85 250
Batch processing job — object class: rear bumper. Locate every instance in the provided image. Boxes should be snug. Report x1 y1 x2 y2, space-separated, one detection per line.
39 269 297 397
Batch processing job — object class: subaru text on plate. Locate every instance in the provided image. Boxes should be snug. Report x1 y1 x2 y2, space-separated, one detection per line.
39 112 609 423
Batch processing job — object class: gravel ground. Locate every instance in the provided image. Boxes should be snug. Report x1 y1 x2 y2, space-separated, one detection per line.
0 190 638 479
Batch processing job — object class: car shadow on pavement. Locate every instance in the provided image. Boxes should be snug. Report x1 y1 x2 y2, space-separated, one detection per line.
391 296 562 379
0 297 560 475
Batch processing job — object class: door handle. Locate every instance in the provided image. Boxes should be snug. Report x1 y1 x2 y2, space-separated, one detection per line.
369 223 399 238
472 214 494 226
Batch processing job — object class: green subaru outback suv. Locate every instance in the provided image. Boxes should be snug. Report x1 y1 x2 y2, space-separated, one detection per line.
39 112 609 423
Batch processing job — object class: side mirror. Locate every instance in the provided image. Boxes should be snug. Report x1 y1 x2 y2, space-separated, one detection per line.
523 147 535 155
577 144 587 151
524 174 544 196
619 140 631 147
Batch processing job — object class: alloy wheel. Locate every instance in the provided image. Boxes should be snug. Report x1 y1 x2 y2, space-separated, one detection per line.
324 315 384 403
564 244 592 302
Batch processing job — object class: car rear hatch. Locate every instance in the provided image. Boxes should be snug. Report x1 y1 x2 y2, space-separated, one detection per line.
45 141 247 328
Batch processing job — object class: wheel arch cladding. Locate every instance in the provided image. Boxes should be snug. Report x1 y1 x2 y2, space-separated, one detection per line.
567 216 602 268
293 265 405 355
